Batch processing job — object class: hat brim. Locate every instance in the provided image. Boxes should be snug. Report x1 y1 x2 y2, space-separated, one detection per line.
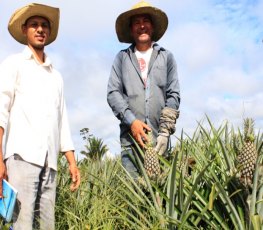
116 6 168 43
8 3 59 45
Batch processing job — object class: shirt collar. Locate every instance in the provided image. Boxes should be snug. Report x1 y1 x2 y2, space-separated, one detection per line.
130 42 160 52
22 46 53 69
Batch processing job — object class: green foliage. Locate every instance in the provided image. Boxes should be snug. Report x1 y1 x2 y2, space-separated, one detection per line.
55 156 164 229
3 119 262 228
55 118 263 229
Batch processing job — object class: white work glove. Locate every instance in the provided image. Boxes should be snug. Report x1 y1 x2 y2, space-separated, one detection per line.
154 134 169 156
156 107 179 155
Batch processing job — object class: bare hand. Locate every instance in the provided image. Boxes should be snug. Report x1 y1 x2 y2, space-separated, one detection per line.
130 119 151 148
0 161 7 198
69 164 80 192
0 128 7 198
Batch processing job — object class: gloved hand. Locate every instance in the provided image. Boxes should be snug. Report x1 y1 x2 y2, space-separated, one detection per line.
154 133 169 155
155 107 178 155
130 119 151 148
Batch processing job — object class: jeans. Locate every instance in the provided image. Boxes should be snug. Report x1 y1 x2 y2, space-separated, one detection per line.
121 146 144 179
6 154 57 230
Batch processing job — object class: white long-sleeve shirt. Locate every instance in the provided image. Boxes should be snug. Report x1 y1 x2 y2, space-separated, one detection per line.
0 46 74 170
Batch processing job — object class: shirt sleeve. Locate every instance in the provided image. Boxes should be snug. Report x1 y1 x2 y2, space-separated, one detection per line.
59 81 75 152
0 57 17 130
107 51 136 127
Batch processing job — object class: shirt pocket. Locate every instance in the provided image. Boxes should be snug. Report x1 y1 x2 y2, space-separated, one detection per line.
152 65 167 88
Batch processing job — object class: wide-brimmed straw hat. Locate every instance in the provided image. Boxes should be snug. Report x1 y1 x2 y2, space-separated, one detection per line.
8 3 59 45
115 1 168 43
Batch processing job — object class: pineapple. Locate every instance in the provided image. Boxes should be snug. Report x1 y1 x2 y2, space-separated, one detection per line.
144 132 161 180
237 118 258 187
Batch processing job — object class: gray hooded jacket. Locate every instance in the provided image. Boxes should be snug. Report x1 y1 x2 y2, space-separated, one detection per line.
107 43 180 146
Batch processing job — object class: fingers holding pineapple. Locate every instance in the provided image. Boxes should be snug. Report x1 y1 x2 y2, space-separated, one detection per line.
130 119 151 147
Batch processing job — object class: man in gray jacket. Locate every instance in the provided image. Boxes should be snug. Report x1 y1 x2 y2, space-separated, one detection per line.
107 1 180 178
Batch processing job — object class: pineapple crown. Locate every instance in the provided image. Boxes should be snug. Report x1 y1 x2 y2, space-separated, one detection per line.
145 131 154 148
243 118 255 142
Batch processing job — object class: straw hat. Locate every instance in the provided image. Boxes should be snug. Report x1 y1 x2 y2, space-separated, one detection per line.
8 3 59 45
115 1 168 43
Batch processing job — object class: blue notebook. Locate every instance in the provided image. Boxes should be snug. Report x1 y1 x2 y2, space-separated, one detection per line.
0 179 17 222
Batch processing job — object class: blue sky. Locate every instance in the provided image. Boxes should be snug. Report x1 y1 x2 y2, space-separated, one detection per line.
0 1 262 159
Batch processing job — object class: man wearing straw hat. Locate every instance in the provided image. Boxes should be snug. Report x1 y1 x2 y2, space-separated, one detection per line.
0 3 80 229
107 1 180 178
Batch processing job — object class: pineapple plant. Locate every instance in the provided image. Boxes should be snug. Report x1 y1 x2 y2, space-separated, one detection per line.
144 132 161 180
237 118 258 187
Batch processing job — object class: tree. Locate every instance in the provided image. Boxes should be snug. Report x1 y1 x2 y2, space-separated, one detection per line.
80 128 108 161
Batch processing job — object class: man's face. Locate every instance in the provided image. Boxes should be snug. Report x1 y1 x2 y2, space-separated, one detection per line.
22 16 50 50
130 14 153 44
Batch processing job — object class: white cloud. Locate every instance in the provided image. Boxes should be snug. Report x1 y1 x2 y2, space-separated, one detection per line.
0 0 262 159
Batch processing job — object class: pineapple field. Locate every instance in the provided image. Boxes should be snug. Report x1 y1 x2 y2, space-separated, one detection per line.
2 117 263 229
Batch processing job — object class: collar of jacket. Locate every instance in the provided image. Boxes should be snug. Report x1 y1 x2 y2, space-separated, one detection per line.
128 42 165 53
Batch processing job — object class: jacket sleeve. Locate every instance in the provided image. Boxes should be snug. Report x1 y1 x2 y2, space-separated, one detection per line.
107 51 136 127
165 51 180 111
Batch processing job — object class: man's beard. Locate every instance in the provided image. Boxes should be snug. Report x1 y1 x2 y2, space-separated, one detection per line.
32 43 45 51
